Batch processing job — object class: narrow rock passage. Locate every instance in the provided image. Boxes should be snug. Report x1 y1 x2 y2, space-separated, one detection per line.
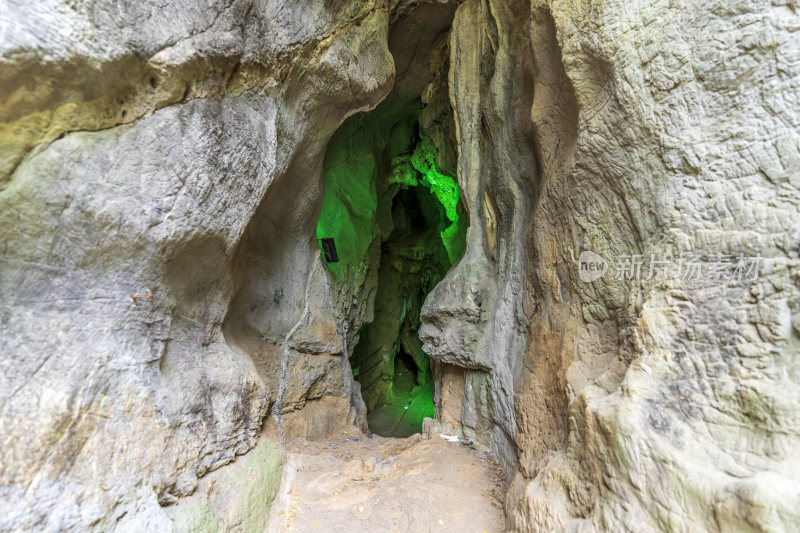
367 351 434 437
268 433 505 532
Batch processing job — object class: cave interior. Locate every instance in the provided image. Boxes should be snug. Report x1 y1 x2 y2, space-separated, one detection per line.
312 2 468 437
315 99 466 437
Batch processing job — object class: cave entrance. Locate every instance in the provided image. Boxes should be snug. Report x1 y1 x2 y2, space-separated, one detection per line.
315 104 466 437
314 1 463 437
347 165 457 437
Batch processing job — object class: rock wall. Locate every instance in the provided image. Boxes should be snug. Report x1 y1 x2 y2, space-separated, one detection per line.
1 0 395 530
2 0 799 531
418 0 800 530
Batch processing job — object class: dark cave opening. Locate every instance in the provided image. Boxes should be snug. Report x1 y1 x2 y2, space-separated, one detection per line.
349 168 456 437
316 104 466 437
395 347 419 386
314 0 464 438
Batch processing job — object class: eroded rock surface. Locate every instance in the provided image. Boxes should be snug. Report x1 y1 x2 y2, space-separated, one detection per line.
418 0 800 531
1 0 395 530
2 0 799 531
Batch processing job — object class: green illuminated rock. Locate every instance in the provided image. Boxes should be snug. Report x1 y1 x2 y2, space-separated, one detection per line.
315 86 467 432
315 100 466 282
314 98 420 283
411 138 460 223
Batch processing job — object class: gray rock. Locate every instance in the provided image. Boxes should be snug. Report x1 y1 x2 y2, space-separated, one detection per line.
2 0 799 531
419 1 800 531
1 1 393 530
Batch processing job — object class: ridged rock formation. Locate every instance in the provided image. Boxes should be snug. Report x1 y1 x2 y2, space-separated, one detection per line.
427 2 800 530
1 1 394 529
1 0 798 531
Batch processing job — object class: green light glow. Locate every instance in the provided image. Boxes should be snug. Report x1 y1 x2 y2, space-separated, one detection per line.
411 138 459 223
315 99 422 282
407 138 466 264
440 219 467 265
315 98 468 436
316 113 466 275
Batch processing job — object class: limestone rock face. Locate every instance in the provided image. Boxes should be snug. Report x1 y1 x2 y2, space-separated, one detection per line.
2 0 800 531
418 0 800 531
1 0 394 530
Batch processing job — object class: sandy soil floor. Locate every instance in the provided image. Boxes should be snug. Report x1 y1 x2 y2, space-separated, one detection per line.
268 431 506 532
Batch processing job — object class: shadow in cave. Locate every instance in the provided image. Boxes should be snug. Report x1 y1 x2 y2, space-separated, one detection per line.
316 105 467 437
352 181 451 437
365 345 432 438
314 1 465 438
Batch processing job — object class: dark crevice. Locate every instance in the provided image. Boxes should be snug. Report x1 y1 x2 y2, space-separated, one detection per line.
314 3 465 437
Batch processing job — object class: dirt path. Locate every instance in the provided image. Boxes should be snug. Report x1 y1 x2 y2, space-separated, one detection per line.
268 431 505 532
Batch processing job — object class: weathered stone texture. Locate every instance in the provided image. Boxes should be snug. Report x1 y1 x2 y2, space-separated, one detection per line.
2 0 799 531
1 0 394 530
417 0 800 531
